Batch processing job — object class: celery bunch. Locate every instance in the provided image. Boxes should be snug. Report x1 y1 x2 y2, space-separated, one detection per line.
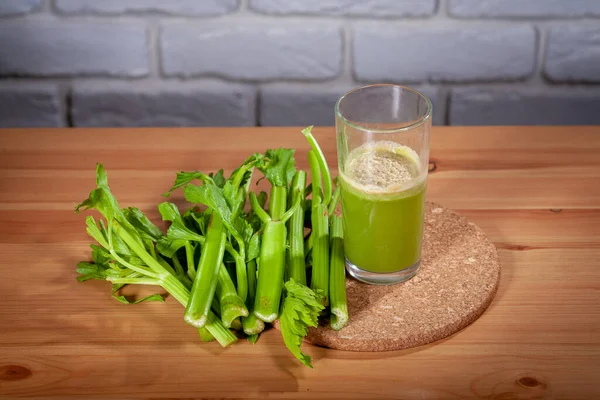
75 126 348 368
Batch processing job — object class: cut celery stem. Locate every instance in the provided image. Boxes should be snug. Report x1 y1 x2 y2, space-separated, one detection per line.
230 318 243 331
242 313 265 335
216 262 248 327
253 186 287 323
287 171 307 285
225 243 248 303
329 215 348 330
184 213 226 328
253 220 287 323
307 151 329 305
242 259 265 335
198 327 216 342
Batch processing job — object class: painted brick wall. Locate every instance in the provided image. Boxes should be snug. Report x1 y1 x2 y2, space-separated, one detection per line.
1 0 599 127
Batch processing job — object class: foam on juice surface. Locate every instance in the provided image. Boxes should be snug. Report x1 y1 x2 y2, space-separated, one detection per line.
342 141 423 195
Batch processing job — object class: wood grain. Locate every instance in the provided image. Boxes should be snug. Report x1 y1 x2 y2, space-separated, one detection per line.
1 126 599 399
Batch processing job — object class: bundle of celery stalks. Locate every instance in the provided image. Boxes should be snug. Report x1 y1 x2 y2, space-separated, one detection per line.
75 126 348 368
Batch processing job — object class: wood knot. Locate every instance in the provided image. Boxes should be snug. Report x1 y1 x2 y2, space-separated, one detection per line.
0 364 32 381
428 161 437 173
550 208 562 213
516 376 546 389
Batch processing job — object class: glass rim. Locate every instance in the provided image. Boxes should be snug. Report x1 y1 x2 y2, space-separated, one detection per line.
334 84 433 134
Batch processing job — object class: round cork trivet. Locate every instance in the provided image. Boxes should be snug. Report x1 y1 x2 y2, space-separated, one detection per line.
279 201 501 352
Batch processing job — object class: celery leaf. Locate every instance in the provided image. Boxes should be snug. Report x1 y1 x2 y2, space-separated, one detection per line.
259 149 296 187
279 279 325 368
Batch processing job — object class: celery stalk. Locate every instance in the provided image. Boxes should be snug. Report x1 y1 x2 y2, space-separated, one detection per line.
302 126 332 205
184 212 226 328
287 171 307 285
307 150 330 305
242 259 265 335
216 262 248 327
253 187 287 322
252 149 297 323
329 215 348 330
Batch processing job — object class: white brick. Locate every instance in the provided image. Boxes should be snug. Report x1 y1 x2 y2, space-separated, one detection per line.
260 85 444 126
449 0 600 17
0 0 41 16
0 85 61 127
450 88 600 125
417 86 445 126
260 85 351 126
354 25 536 83
55 0 239 16
545 26 600 83
72 83 256 127
161 25 342 81
249 0 436 17
0 22 148 77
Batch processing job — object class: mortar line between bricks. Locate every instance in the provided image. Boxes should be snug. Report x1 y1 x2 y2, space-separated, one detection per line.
531 24 548 85
147 17 160 78
3 76 598 90
56 82 70 127
48 0 60 15
41 0 51 13
436 0 449 19
44 14 452 24
12 12 600 26
443 86 451 125
341 22 353 85
516 24 543 86
254 88 262 127
64 87 74 127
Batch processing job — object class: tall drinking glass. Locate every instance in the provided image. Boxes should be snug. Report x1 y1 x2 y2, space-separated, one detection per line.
335 84 432 285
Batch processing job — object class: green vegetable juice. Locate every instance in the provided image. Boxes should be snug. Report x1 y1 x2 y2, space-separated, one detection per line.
339 141 426 274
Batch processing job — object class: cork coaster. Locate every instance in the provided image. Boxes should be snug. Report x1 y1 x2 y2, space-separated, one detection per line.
285 201 501 352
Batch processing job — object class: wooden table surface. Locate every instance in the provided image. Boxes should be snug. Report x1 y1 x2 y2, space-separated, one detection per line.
0 126 598 399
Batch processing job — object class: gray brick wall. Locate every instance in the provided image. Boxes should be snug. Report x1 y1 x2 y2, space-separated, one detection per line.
544 26 600 83
353 25 536 82
161 24 342 81
449 0 600 18
0 21 148 77
0 0 599 128
0 84 61 127
260 84 445 126
54 0 239 16
0 0 41 17
72 82 255 127
450 88 600 125
249 0 437 17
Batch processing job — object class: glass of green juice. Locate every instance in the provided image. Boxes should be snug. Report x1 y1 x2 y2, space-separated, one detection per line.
335 84 432 285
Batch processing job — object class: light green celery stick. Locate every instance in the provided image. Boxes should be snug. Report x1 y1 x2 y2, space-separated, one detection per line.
242 259 265 335
252 188 287 323
307 150 330 306
286 171 307 285
215 262 248 327
252 149 298 323
302 126 332 205
184 212 227 328
329 215 348 330
230 318 243 331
